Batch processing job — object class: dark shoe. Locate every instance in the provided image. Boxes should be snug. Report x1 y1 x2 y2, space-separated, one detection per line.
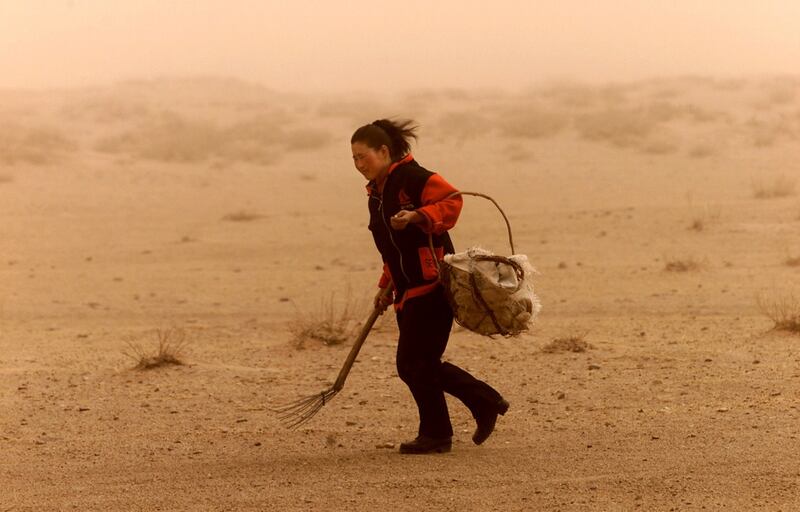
472 398 510 445
399 435 452 454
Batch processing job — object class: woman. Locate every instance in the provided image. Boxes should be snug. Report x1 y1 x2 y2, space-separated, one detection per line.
351 119 509 454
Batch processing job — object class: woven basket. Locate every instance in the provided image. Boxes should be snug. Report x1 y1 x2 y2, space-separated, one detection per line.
431 192 541 337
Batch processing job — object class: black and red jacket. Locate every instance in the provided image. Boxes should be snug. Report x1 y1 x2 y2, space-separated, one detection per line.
367 154 463 310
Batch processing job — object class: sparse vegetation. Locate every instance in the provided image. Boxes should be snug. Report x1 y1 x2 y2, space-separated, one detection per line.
687 204 721 232
124 328 187 370
289 290 365 349
541 334 593 353
688 218 705 232
222 211 266 222
664 257 702 272
752 175 796 199
785 255 800 267
757 291 800 333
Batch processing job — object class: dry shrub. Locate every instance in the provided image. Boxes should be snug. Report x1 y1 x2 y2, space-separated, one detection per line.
124 328 187 370
0 174 12 184
688 218 705 232
687 204 721 232
785 255 800 267
757 291 800 333
541 334 593 353
664 257 702 272
222 211 265 222
289 290 365 349
0 123 76 165
752 175 796 199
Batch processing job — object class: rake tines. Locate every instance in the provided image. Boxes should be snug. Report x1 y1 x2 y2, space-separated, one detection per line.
273 286 391 429
273 388 340 429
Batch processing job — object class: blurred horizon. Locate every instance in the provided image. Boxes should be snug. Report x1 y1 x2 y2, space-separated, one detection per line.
1 1 799 93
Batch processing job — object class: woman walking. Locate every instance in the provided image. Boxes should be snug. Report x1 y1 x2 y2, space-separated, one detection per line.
351 119 509 454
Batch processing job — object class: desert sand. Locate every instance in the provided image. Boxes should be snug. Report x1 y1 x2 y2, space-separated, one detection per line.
2 76 800 511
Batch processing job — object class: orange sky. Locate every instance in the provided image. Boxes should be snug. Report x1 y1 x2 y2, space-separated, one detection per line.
1 0 798 92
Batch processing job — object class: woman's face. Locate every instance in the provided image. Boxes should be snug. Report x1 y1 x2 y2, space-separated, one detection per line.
351 141 391 181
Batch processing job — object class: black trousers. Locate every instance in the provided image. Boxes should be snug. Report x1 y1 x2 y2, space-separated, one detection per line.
395 286 503 439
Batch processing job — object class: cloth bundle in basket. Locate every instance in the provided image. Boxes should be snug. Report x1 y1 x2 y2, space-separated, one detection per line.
440 247 541 336
432 191 541 337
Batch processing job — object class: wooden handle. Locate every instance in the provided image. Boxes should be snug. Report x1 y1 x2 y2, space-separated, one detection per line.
332 285 392 392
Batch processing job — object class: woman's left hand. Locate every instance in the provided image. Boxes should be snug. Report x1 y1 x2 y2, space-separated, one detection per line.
390 210 422 230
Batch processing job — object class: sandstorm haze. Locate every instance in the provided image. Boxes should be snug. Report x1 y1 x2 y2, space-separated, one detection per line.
4 1 800 511
1 0 799 92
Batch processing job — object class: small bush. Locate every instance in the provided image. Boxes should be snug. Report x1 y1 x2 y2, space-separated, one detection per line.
752 175 796 199
664 257 702 272
541 334 593 353
757 292 800 333
289 290 365 349
785 255 800 267
124 328 187 370
222 211 266 222
688 218 705 232
687 204 721 232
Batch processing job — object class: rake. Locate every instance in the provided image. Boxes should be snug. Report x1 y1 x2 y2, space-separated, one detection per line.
274 285 392 428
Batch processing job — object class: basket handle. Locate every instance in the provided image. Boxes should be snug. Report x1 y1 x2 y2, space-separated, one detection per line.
426 191 516 265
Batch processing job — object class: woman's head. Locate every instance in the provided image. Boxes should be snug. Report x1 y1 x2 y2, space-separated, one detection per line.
351 119 418 182
351 119 417 161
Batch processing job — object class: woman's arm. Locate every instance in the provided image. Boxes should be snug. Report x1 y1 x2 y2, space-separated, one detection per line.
415 174 463 235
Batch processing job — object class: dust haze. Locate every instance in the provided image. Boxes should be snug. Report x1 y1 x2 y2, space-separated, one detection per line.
1 1 799 91
3 1 800 511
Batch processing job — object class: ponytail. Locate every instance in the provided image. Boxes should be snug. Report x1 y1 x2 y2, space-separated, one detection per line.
351 118 418 162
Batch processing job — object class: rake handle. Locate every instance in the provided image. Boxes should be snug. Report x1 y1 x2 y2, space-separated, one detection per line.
332 285 393 392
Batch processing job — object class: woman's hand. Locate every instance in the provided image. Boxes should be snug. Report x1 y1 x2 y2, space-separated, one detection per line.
374 287 393 313
390 210 423 230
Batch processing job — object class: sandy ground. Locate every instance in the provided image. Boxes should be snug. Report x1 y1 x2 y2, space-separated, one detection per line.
2 76 800 511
